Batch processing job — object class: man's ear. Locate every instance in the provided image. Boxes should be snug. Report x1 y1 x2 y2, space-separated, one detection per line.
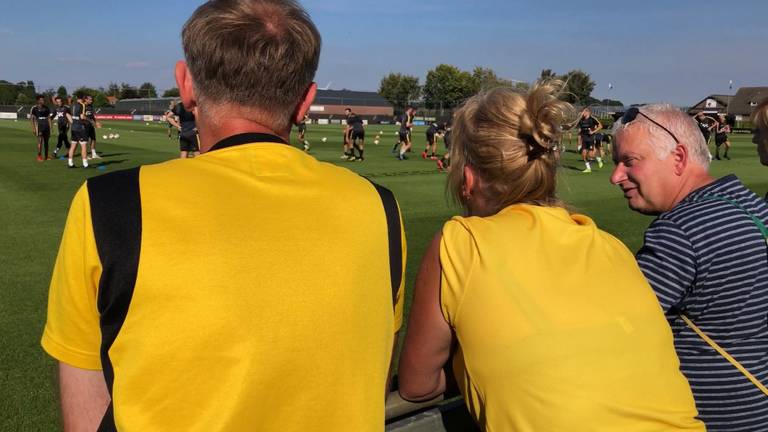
293 82 317 125
672 143 689 176
175 61 197 111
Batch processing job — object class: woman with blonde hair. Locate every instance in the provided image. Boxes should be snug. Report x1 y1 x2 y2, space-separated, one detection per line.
397 82 705 431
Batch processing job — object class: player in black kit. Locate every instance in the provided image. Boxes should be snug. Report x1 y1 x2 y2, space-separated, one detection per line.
574 107 602 172
67 92 89 168
83 95 101 159
714 114 731 160
422 122 443 160
297 113 310 152
347 111 365 161
168 102 199 158
51 96 71 159
29 95 52 161
395 106 415 160
436 123 452 171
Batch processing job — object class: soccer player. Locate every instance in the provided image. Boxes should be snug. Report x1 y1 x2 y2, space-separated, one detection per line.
51 96 71 159
164 100 178 140
347 111 365 161
436 123 452 171
396 106 415 160
29 95 52 161
341 107 354 159
83 95 101 159
297 112 310 151
714 114 731 160
167 101 199 158
422 122 442 160
694 112 717 146
576 107 602 172
67 92 89 168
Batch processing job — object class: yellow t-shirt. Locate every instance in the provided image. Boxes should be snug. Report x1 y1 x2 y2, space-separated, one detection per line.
440 204 704 432
42 133 406 431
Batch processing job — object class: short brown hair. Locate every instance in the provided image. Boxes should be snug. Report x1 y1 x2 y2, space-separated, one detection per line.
753 98 768 131
182 0 321 128
448 81 572 214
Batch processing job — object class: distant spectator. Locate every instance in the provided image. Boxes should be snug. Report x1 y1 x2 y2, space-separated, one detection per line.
41 1 405 430
611 104 768 431
398 83 704 431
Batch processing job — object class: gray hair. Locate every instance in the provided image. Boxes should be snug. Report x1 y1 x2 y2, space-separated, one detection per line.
612 104 710 168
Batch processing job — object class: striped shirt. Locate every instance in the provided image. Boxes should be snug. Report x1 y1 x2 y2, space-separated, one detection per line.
637 174 768 431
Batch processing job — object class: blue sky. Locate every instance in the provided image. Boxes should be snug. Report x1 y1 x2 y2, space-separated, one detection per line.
0 0 765 106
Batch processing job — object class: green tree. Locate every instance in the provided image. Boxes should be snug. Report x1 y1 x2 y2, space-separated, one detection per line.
423 64 475 110
139 82 158 98
15 92 33 105
56 86 68 99
162 87 180 98
561 69 596 105
119 83 140 99
539 69 558 82
378 73 420 110
471 67 513 92
94 92 111 107
105 82 121 98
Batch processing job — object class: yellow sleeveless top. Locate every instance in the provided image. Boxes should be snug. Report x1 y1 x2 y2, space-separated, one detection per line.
440 204 704 431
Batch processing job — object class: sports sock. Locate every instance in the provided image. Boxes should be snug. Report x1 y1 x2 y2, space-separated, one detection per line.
68 158 74 167
585 161 591 169
82 159 89 168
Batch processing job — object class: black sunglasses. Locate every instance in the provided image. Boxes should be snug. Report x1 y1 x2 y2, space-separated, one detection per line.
621 107 679 143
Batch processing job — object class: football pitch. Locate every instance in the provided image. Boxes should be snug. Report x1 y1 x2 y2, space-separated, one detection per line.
1 120 766 430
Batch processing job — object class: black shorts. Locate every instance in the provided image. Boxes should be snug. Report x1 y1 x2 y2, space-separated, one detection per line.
701 131 711 142
298 124 306 134
37 127 50 139
352 130 364 140
715 133 728 145
398 130 410 143
71 124 88 142
581 135 595 151
426 132 436 145
179 133 198 152
86 123 96 140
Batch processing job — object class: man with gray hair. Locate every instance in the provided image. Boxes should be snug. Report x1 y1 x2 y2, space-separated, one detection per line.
610 104 768 431
40 1 405 430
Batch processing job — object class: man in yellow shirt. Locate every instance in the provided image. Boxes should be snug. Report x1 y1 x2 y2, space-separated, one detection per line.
41 1 405 430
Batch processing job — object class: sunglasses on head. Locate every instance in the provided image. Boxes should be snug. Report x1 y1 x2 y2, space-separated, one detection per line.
621 107 679 143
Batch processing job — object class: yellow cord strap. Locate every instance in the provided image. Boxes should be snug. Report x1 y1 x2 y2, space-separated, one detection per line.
680 314 768 396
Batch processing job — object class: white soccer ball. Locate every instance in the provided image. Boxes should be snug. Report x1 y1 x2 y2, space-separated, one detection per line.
394 131 398 135
379 131 384 135
374 139 380 145
108 134 115 139
321 137 327 142
102 135 108 140
114 134 120 139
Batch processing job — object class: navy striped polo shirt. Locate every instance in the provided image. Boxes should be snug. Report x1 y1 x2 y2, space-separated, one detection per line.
637 174 768 431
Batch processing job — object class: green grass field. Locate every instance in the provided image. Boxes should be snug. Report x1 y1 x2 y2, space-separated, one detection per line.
1 119 765 430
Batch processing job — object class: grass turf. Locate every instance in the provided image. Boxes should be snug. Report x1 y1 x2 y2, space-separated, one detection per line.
1 119 765 430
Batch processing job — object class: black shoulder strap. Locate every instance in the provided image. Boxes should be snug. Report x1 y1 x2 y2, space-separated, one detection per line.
367 180 403 305
86 166 142 432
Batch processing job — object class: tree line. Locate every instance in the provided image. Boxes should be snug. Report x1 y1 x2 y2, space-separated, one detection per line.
0 80 180 106
378 66 623 111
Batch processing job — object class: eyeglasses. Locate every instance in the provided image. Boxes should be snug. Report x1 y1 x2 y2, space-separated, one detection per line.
621 107 679 143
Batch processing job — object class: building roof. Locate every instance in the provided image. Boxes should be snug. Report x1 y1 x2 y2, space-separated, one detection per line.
314 89 391 107
729 87 768 116
687 94 733 114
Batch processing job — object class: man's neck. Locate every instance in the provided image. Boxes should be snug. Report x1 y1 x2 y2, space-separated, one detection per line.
197 117 290 153
669 169 716 209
